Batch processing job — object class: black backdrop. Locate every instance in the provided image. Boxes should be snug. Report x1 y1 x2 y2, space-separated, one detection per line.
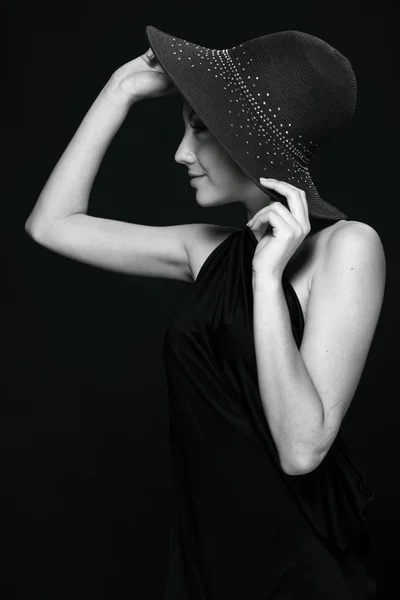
5 1 394 598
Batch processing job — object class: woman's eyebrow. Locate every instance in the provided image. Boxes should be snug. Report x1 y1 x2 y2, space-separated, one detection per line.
188 108 198 120
182 106 194 121
182 106 204 125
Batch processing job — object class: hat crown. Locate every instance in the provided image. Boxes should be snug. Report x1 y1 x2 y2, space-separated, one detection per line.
226 30 357 154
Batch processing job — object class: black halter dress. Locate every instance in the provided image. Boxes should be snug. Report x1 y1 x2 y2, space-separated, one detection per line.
162 224 376 599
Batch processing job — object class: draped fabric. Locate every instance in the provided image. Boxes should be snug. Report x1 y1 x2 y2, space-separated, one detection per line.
162 225 376 599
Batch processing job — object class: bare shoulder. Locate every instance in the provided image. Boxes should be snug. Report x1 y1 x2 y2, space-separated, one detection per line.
185 223 242 282
311 219 386 286
322 219 384 259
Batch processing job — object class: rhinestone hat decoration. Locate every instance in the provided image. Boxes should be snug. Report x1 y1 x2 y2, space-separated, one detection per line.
145 26 357 220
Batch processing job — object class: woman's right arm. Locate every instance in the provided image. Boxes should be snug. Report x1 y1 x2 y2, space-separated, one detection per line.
25 78 133 234
24 51 200 282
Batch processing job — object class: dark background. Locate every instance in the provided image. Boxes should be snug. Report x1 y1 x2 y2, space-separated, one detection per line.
5 1 394 598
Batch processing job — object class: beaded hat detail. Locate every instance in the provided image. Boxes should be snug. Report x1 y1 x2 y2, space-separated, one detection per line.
145 26 357 220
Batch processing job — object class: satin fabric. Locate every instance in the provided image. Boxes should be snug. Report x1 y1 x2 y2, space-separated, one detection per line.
162 225 376 599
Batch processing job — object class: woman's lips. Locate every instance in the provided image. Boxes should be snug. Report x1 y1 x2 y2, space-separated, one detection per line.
190 175 205 185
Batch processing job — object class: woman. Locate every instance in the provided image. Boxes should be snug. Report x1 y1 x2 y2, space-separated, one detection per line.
25 26 384 599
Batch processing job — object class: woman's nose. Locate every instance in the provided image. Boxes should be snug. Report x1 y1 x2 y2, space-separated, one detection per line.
175 141 195 166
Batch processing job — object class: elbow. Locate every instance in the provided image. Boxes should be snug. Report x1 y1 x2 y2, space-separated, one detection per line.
280 461 306 476
25 217 38 238
280 452 322 476
24 218 47 242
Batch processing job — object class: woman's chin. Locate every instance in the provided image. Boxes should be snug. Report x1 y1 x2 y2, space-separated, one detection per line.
194 189 218 205
195 193 232 208
192 182 234 207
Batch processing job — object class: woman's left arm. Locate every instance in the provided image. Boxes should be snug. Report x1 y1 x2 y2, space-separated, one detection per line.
249 179 386 476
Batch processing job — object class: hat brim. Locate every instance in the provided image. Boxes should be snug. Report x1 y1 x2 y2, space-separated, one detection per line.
145 25 348 221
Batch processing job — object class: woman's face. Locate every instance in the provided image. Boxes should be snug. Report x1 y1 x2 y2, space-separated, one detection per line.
175 101 273 215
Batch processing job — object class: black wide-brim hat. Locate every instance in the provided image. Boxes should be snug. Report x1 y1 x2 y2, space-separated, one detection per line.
146 26 357 221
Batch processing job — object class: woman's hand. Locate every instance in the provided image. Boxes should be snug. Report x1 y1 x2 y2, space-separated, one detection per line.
246 178 311 281
109 47 177 104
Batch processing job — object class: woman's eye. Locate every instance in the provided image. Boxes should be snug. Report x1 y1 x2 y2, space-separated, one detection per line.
190 122 207 133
